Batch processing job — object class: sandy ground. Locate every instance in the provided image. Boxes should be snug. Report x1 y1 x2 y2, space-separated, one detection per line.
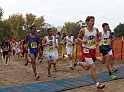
0 55 124 92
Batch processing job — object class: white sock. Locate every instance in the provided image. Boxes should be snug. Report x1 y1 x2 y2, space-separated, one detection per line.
96 82 100 87
69 61 73 67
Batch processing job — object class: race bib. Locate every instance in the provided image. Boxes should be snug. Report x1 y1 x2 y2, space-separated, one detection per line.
31 42 37 48
48 46 55 52
67 43 72 48
4 47 8 51
83 48 89 53
102 38 108 45
24 44 27 48
88 40 95 48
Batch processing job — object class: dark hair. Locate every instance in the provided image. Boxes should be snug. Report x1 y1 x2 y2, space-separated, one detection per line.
58 32 60 35
47 28 52 32
30 25 36 30
102 23 109 27
85 16 95 22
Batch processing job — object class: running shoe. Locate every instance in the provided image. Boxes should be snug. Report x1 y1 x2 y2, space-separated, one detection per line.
5 64 8 66
48 74 51 77
63 54 65 58
110 74 116 79
70 67 74 70
97 84 105 89
54 68 57 72
112 68 118 72
35 75 40 80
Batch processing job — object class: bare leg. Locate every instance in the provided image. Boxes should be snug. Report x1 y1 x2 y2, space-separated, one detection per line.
30 54 37 76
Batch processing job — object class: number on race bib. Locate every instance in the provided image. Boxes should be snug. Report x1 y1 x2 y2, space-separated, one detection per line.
31 42 37 48
4 47 8 51
48 46 55 52
88 40 95 48
24 44 27 48
67 43 72 48
83 48 89 53
102 38 108 45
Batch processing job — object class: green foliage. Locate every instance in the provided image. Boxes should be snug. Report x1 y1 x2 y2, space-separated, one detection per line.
0 7 4 20
114 23 124 38
61 20 86 38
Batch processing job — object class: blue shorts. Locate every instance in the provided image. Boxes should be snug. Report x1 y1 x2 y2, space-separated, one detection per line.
3 51 9 57
108 46 112 52
29 48 38 58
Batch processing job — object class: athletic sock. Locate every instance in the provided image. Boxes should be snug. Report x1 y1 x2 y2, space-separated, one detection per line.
69 61 73 67
96 82 100 87
109 71 112 76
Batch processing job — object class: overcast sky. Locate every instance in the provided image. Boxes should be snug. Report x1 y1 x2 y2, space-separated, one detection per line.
1 0 124 31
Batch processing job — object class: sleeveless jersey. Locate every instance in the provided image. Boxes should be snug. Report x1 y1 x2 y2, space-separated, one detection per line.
66 36 74 48
83 27 97 49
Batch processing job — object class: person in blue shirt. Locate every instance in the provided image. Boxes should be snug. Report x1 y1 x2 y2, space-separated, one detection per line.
107 26 118 72
25 25 42 79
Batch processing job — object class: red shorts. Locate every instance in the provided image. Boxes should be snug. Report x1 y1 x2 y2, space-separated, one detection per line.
23 48 28 53
8 48 11 52
83 48 96 60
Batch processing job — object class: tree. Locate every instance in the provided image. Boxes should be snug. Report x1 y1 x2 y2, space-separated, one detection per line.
0 7 4 21
25 13 36 32
60 20 86 38
8 13 25 39
114 23 124 38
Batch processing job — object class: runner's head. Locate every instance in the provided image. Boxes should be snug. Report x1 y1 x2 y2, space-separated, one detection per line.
68 30 72 36
47 28 53 36
102 23 109 31
85 16 95 27
30 25 36 34
5 37 9 42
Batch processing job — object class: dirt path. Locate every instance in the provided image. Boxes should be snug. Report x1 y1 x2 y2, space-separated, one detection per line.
0 55 124 92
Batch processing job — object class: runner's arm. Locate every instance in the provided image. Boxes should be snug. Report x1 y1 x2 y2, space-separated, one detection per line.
42 37 50 47
77 28 87 44
61 37 66 44
96 28 101 41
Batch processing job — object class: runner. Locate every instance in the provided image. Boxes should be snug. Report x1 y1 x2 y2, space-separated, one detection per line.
11 39 16 56
61 31 75 70
16 39 21 61
25 25 42 79
98 23 116 79
21 39 28 66
55 35 59 64
0 41 2 60
37 43 43 63
107 25 118 72
74 16 105 89
42 28 58 77
8 39 12 61
1 37 11 65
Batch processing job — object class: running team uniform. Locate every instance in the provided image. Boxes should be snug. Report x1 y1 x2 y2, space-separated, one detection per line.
55 38 58 59
27 33 39 57
11 42 16 51
83 27 97 65
22 40 28 53
1 42 10 57
16 42 21 53
44 36 57 60
65 36 74 56
99 31 110 56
